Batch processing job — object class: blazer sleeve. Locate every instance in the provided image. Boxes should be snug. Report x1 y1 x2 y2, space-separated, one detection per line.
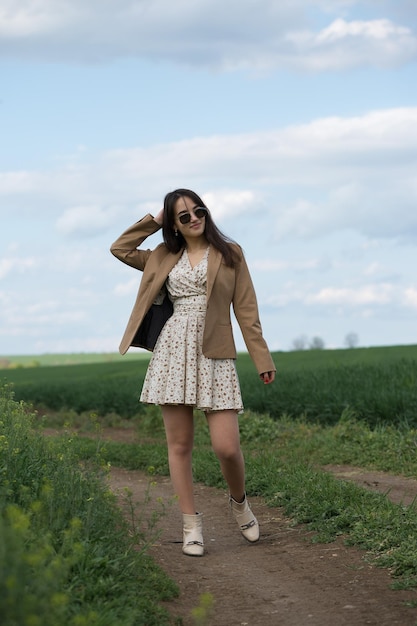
110 214 162 270
232 249 276 374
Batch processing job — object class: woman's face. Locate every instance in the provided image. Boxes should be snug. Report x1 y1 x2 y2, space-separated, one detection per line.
173 196 207 240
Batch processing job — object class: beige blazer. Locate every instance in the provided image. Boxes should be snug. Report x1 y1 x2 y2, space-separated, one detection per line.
110 214 276 375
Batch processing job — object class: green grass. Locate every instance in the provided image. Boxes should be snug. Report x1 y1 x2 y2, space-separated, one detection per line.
271 344 417 370
3 344 416 369
0 352 150 368
2 345 417 427
0 385 178 626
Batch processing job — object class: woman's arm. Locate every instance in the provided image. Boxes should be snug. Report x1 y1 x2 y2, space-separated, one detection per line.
110 214 162 270
232 249 276 377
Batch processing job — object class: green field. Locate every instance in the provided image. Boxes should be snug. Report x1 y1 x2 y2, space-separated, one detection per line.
3 343 417 369
2 345 417 427
0 351 150 368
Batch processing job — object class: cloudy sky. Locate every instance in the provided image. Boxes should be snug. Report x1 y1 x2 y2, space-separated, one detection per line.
1 0 417 356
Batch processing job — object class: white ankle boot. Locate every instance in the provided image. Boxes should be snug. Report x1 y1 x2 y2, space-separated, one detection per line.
230 495 259 543
182 512 204 556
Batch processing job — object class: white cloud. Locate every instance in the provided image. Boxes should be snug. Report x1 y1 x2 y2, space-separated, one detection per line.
403 287 417 309
317 18 404 42
252 258 329 272
265 281 417 312
306 284 393 306
30 335 125 354
202 190 258 219
0 297 86 339
113 277 140 297
56 205 122 237
0 1 415 71
363 262 383 276
102 107 417 190
286 18 417 70
0 170 50 195
2 107 417 243
0 256 36 279
0 1 73 37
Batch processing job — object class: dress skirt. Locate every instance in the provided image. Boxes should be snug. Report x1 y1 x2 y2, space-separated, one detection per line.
140 248 243 413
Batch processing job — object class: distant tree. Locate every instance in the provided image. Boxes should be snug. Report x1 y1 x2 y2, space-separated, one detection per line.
291 335 308 351
344 332 359 349
309 336 325 350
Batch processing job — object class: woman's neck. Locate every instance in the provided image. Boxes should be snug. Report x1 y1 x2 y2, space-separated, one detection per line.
184 236 209 253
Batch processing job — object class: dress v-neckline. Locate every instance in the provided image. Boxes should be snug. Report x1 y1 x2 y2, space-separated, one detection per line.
185 246 209 270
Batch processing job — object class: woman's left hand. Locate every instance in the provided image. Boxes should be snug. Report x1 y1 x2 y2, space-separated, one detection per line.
260 371 275 385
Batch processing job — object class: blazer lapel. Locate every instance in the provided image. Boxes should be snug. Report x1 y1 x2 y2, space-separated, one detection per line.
159 249 183 277
206 247 222 301
146 249 183 305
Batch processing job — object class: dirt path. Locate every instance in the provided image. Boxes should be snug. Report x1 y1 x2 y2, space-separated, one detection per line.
45 427 417 625
108 462 417 626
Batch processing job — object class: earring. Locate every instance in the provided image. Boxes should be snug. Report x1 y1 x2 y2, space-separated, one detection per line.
174 229 178 237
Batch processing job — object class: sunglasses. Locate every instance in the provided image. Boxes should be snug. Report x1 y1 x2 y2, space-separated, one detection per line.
178 207 208 225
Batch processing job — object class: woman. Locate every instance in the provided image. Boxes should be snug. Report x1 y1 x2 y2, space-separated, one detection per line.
111 189 276 557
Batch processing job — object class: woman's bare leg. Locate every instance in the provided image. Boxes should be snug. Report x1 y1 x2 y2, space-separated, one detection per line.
207 409 259 542
161 405 196 514
206 410 246 501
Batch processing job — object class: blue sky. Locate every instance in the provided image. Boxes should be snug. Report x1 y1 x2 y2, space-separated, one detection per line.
1 0 417 355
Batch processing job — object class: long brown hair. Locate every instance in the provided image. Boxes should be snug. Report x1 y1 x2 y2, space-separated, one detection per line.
161 188 239 267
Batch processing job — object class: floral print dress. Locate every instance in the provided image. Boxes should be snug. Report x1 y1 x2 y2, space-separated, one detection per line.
140 247 243 412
